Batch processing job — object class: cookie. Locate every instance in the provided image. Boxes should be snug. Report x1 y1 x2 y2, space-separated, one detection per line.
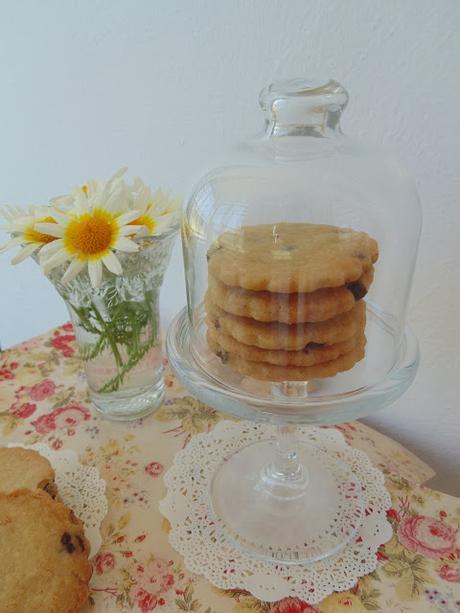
209 335 366 381
206 298 366 350
207 326 363 367
207 268 373 324
0 489 92 613
0 447 57 498
207 223 378 293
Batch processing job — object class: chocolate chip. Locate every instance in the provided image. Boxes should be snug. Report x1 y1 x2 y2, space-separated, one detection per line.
76 535 85 552
61 533 76 553
304 342 323 352
214 319 220 330
346 281 368 301
353 252 366 260
43 481 58 499
206 245 222 261
216 349 229 364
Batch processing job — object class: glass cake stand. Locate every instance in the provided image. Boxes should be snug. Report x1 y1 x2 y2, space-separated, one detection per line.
166 305 419 564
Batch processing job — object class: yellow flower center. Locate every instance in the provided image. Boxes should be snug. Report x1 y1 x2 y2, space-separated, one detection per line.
129 214 156 234
64 209 118 259
82 184 88 194
25 216 57 244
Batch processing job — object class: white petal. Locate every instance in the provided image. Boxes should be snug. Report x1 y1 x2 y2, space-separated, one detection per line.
62 259 86 283
140 186 152 207
31 204 48 217
86 179 101 196
13 204 25 212
34 223 65 238
117 210 140 225
104 166 128 197
118 224 145 236
11 243 39 264
88 260 103 287
2 215 35 231
108 166 128 185
0 206 14 221
41 248 71 273
131 176 143 191
102 251 122 275
0 236 23 252
47 209 68 225
130 191 148 212
50 194 74 207
100 172 122 206
104 188 124 212
39 238 65 259
1 205 27 222
113 236 139 252
74 190 89 212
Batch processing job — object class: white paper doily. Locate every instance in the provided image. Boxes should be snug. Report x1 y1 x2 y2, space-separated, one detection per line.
8 443 107 557
160 421 393 604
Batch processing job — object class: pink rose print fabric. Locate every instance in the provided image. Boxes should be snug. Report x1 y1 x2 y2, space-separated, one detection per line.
32 403 91 434
397 515 457 559
95 552 116 575
29 379 56 401
129 559 175 611
269 598 321 612
0 321 459 612
145 462 164 477
10 402 37 419
439 564 460 583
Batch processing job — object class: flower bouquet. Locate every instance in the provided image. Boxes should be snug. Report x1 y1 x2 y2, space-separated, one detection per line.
1 168 180 420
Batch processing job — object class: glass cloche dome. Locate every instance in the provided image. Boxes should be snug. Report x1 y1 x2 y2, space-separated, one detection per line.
171 78 421 424
167 78 422 564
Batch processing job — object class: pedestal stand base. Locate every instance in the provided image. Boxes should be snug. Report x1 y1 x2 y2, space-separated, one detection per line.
160 421 393 604
211 439 363 563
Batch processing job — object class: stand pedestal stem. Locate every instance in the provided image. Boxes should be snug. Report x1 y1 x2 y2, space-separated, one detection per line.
273 424 304 481
260 424 309 498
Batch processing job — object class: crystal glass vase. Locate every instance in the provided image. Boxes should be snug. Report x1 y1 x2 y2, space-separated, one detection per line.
45 230 177 420
167 78 422 563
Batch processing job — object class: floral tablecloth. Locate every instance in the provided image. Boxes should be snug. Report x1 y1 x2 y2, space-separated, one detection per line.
1 322 460 613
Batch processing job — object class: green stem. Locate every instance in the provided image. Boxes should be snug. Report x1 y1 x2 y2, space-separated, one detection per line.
145 289 159 344
68 287 160 393
78 334 107 362
68 301 101 336
91 302 124 368
97 334 156 393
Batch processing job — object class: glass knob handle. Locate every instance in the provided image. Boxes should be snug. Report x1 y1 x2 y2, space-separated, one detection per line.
259 78 349 136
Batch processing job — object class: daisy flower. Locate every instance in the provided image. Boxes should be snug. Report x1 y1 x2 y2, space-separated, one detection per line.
0 205 59 264
35 175 145 288
128 178 180 236
50 167 129 210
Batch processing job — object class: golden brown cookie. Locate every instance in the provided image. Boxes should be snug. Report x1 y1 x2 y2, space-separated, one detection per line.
207 268 373 324
207 326 363 367
209 335 366 381
206 298 366 351
0 489 92 613
207 223 378 293
0 447 57 498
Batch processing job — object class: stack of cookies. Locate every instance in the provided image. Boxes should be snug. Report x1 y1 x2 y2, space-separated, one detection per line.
206 223 378 382
0 447 92 613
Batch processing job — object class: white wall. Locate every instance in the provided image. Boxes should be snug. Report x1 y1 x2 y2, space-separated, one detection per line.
0 1 459 494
